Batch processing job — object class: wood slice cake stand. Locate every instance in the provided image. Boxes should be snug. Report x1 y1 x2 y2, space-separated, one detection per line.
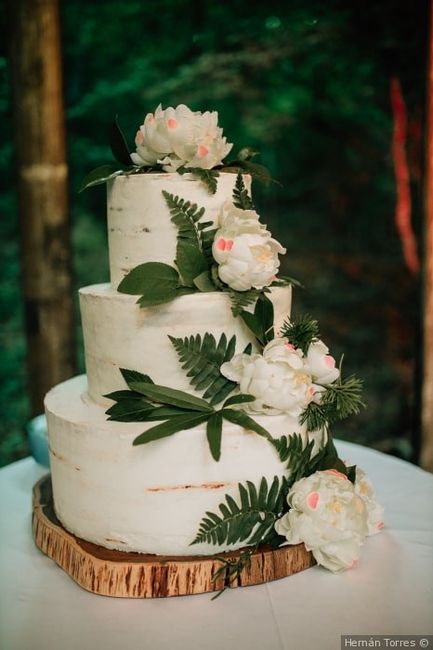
32 475 315 598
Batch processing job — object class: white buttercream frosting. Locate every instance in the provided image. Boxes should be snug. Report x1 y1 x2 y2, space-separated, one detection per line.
45 375 325 556
107 172 249 288
79 284 292 405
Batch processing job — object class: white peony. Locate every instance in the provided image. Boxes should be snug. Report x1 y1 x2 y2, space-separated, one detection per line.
275 469 369 572
306 340 340 385
131 104 232 172
212 203 286 291
220 337 315 416
354 467 384 535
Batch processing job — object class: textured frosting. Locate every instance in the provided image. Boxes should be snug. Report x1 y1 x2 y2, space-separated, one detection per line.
107 172 250 288
46 375 325 556
80 284 292 405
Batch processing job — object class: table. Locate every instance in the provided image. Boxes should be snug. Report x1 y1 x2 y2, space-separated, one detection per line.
1 441 432 650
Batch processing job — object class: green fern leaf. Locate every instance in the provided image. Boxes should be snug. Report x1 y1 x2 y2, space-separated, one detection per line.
233 172 254 210
169 332 237 405
228 288 263 316
192 475 286 546
184 167 219 194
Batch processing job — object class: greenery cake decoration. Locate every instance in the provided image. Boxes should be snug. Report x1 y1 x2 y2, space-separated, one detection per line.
83 103 384 580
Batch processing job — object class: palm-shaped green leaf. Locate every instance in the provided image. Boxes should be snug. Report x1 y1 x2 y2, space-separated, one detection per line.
192 476 287 546
169 332 237 405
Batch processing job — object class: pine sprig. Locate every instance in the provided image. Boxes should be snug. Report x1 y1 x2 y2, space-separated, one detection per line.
191 476 287 547
232 172 254 210
300 374 365 431
168 332 237 405
279 314 320 355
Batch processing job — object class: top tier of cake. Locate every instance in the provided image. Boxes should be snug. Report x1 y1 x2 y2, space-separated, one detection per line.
107 172 247 288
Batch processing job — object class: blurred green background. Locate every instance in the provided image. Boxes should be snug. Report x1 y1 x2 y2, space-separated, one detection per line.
0 0 427 466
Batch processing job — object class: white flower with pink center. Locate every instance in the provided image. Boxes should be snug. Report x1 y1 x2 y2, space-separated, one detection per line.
212 203 285 292
275 469 369 572
131 104 232 172
353 467 384 535
220 337 314 416
306 339 340 386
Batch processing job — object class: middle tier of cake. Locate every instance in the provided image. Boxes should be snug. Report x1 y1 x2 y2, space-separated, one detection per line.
80 285 292 405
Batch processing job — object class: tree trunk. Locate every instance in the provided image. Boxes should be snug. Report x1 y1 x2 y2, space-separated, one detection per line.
7 0 76 416
421 1 433 471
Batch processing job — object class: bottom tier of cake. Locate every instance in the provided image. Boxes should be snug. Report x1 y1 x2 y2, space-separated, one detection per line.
45 375 325 556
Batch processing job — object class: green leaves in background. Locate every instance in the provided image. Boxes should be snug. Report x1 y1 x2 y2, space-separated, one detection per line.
168 332 237 405
240 293 274 346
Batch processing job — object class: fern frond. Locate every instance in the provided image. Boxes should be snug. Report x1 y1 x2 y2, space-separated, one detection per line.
228 288 263 316
169 332 237 405
187 167 219 194
162 191 204 244
232 172 254 210
270 433 317 486
192 476 287 546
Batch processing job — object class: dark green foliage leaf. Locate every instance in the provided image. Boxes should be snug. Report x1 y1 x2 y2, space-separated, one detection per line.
110 115 132 166
117 262 181 306
271 433 316 485
137 286 196 307
180 167 219 194
176 242 208 287
193 270 218 292
280 314 320 355
231 160 275 186
222 394 255 407
221 408 273 440
162 191 205 245
169 332 237 405
240 293 274 345
106 399 155 421
79 164 121 191
127 381 215 412
228 288 264 316
206 411 223 461
120 368 154 388
192 476 286 546
133 412 211 446
232 172 254 209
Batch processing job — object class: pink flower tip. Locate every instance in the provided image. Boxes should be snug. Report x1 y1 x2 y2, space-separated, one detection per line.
135 130 144 145
198 144 209 157
377 521 385 529
324 469 348 480
324 355 336 369
167 118 178 129
307 491 320 510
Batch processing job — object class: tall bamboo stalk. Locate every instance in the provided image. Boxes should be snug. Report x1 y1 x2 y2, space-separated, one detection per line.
8 0 76 415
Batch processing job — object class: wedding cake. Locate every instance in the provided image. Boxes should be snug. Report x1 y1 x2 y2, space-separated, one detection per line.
44 104 383 572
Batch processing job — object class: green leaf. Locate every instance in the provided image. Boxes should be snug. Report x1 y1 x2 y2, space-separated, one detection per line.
228 288 263 316
176 241 208 287
127 381 215 412
110 115 132 166
120 368 154 388
271 275 303 289
180 167 219 194
192 475 286 546
106 399 155 422
133 412 210 446
79 165 121 192
117 262 181 305
223 394 255 407
240 293 274 345
206 412 223 461
169 333 237 405
139 406 198 421
193 270 218 292
232 172 254 210
234 160 275 186
137 286 196 307
221 409 273 440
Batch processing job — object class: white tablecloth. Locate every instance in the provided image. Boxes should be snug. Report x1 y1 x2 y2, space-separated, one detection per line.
0 441 432 650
